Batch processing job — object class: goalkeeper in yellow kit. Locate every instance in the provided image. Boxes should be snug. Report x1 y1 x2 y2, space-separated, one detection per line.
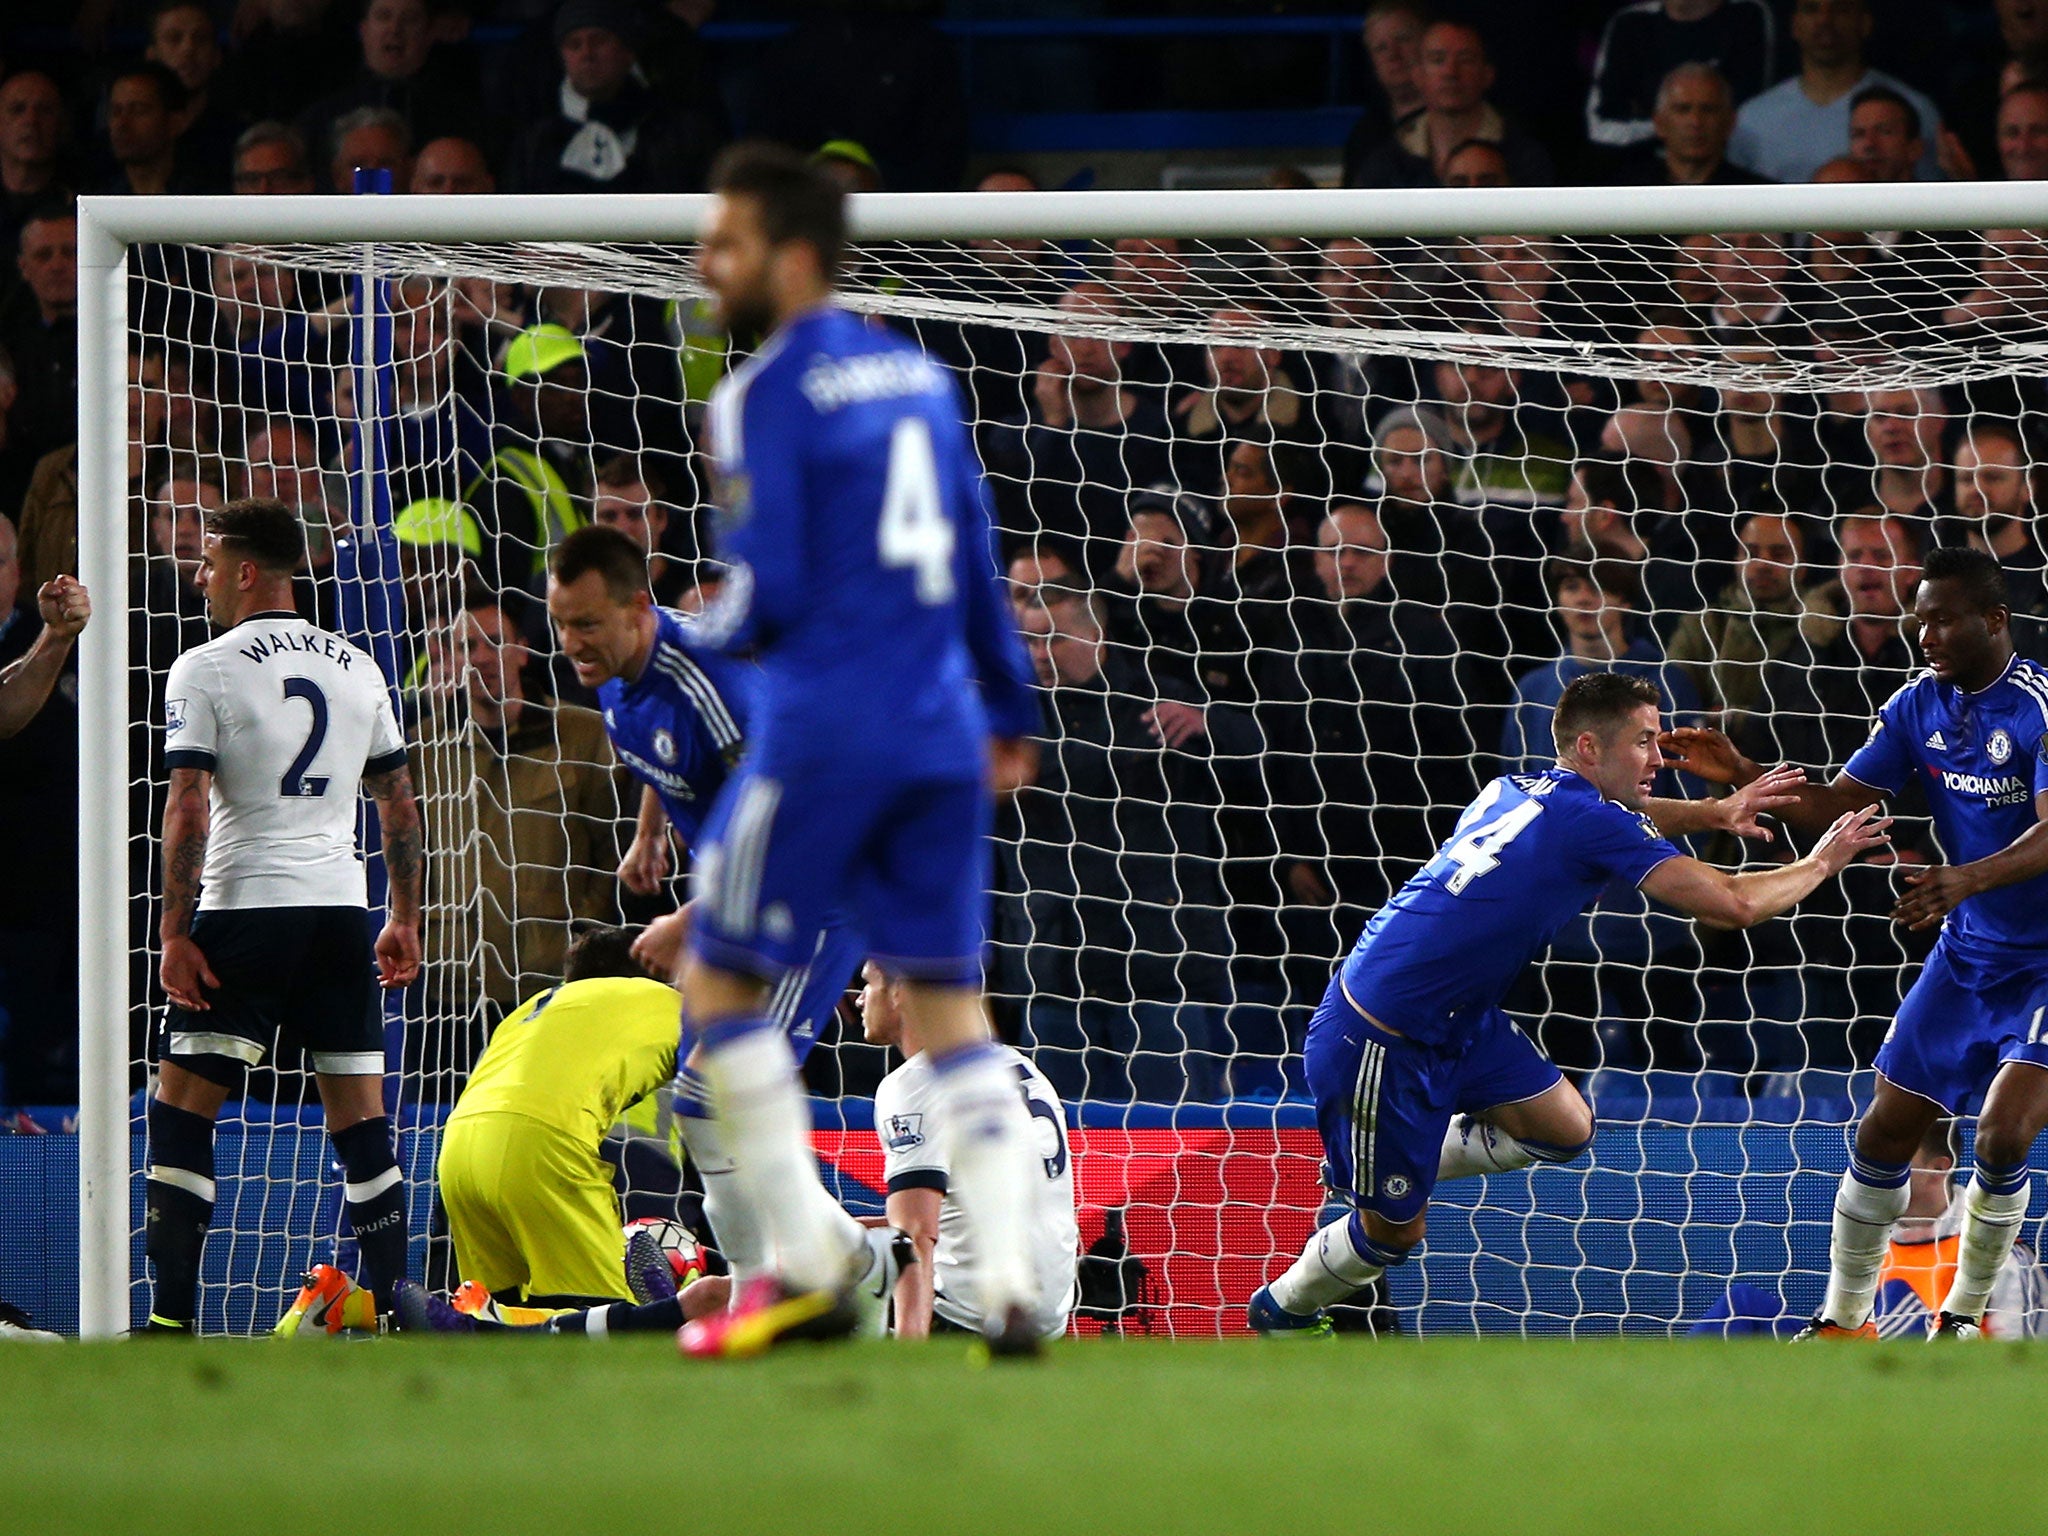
435 924 682 1307
399 922 910 1339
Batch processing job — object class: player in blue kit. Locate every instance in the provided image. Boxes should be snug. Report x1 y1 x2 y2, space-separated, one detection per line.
1252 671 1889 1336
676 143 1046 1358
1663 546 2048 1342
544 524 874 1294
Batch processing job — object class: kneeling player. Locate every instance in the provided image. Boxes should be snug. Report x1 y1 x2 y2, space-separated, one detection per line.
399 924 902 1339
1252 672 1888 1336
432 925 686 1312
862 964 1077 1342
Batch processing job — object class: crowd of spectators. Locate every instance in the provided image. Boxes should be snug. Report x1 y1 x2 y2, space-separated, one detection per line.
3 0 2048 1108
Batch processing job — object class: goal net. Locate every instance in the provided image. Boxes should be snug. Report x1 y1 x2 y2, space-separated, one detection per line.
78 183 2048 1338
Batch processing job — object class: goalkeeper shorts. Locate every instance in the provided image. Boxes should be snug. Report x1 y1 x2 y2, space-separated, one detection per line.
438 1111 633 1304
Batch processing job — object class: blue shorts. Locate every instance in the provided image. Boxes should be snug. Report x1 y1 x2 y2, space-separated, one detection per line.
753 919 869 1063
1876 935 2048 1115
1304 975 1561 1225
690 764 990 986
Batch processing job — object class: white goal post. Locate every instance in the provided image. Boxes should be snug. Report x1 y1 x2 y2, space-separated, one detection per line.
76 179 2048 1340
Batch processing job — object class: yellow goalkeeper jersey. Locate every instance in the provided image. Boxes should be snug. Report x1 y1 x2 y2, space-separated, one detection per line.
449 977 681 1146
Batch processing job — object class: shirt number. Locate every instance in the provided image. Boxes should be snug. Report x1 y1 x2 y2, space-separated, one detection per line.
878 416 956 605
279 677 331 798
1441 797 1544 894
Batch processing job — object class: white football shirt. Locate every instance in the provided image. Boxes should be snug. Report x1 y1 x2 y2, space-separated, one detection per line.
875 1044 1079 1340
162 611 408 910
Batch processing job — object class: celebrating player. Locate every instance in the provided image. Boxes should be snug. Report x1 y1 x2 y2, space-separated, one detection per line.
861 963 1078 1342
147 499 421 1335
679 142 1046 1357
1251 671 1889 1337
1662 546 2048 1341
544 523 871 1297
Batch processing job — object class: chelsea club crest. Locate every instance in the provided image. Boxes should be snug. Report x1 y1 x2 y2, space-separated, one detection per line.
653 728 678 765
1988 728 2014 766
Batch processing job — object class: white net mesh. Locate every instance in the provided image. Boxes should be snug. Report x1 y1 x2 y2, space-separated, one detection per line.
120 212 2048 1337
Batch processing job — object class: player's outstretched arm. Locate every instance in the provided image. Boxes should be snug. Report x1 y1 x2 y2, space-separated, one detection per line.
365 763 423 988
1643 763 1807 843
1641 804 1892 929
158 765 219 1011
885 1186 942 1341
0 577 89 740
1893 789 2048 931
619 784 674 896
1658 726 1886 834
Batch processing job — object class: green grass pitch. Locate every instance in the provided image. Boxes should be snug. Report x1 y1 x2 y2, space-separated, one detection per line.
10 1337 2045 1534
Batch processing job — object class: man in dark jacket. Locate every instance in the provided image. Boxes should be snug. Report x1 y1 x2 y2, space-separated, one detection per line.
1266 504 1482 934
995 590 1263 1103
505 0 723 194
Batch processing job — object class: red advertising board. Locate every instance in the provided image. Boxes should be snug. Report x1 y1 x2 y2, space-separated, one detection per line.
814 1126 1327 1337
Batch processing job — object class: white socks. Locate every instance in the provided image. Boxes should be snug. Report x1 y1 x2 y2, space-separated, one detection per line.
1821 1164 1911 1327
1940 1174 2032 1324
676 1106 766 1289
1438 1115 1538 1180
697 1026 860 1294
929 1044 1037 1328
1269 1217 1385 1315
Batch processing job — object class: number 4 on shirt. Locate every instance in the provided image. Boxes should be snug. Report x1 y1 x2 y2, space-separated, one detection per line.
878 417 956 605
1441 785 1544 894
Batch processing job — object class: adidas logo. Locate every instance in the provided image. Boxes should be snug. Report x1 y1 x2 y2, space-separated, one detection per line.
1926 730 1947 751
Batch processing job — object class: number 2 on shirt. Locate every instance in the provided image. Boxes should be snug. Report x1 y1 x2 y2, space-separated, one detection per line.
279 676 331 798
1441 791 1544 894
878 416 956 605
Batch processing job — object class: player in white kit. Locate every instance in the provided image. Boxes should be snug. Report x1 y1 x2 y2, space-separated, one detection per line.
145 499 423 1334
861 964 1077 1342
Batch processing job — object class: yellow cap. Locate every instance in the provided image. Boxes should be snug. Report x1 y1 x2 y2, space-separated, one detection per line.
503 322 585 383
811 139 878 175
393 498 483 557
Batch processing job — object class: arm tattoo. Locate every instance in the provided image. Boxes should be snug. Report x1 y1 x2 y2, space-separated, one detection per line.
159 768 212 940
365 764 423 917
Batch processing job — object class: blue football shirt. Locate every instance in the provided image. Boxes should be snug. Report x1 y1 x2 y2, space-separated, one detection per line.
698 306 1039 780
1340 768 1683 1044
1844 655 2048 958
598 606 753 848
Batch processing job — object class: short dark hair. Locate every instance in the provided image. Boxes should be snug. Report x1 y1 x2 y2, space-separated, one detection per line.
1921 544 2009 613
1553 671 1661 756
1575 458 1662 515
594 451 666 501
550 522 650 603
1545 553 1643 607
563 924 648 983
205 498 304 574
1849 83 1919 135
709 140 847 281
1964 418 2028 460
109 59 189 116
18 195 74 229
150 0 213 27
